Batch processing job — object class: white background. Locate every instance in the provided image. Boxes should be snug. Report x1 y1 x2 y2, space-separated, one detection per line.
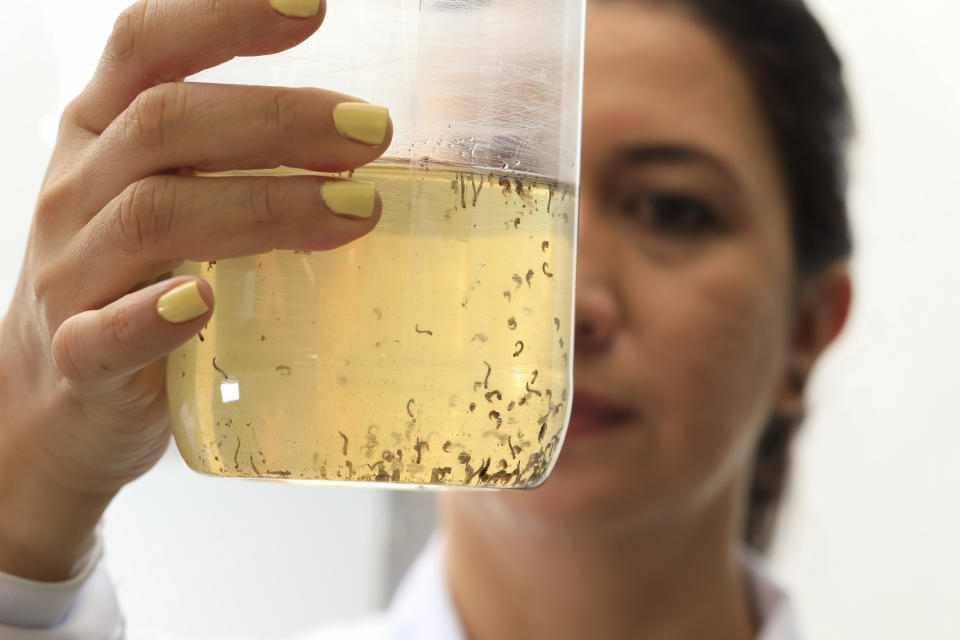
1 1 958 638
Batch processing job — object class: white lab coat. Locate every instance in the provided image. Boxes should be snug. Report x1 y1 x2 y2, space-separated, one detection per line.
0 534 800 639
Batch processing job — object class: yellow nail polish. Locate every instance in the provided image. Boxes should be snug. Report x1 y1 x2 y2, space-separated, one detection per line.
322 181 377 219
157 281 209 324
333 103 390 146
269 0 321 18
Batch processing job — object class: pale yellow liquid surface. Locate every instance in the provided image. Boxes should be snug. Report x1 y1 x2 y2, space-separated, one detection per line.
168 162 575 487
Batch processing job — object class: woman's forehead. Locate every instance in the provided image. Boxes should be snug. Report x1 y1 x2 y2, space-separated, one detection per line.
583 2 776 181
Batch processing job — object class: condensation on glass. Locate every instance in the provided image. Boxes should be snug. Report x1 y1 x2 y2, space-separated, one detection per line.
167 0 586 488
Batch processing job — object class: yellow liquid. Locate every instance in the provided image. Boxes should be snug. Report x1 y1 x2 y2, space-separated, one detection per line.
168 161 575 488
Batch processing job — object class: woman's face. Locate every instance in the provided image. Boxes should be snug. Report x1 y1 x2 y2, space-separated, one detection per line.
449 1 804 533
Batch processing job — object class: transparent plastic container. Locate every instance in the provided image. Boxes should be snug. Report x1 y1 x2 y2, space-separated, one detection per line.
167 0 585 488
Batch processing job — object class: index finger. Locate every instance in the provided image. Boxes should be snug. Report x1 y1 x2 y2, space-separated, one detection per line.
67 0 327 134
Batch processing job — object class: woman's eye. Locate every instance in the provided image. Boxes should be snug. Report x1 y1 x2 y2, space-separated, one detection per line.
617 192 720 235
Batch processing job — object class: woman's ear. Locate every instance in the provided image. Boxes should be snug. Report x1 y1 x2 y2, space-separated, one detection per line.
775 263 853 417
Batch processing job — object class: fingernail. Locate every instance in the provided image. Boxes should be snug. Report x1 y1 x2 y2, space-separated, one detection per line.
157 281 209 324
322 181 377 219
269 0 321 18
333 103 390 146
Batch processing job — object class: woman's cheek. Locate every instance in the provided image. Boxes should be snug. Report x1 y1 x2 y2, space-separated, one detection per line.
647 258 791 491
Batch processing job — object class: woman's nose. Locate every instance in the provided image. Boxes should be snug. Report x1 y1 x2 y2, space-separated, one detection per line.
573 194 623 353
574 262 619 353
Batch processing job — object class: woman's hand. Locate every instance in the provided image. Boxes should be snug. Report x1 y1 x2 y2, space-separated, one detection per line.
0 0 391 581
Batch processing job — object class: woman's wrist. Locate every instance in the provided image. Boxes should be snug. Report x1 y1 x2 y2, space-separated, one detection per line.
0 463 112 582
0 393 114 583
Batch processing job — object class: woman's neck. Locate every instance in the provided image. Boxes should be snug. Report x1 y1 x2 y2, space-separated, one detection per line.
440 485 756 640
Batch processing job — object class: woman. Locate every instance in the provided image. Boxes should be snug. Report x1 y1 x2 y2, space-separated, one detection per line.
0 0 853 638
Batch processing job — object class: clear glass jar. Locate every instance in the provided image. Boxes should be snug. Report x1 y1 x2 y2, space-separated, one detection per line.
167 0 585 488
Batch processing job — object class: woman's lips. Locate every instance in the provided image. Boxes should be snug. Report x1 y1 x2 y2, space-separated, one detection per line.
565 390 638 440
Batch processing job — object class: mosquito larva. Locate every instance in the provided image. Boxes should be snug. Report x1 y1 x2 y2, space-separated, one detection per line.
476 457 492 482
212 357 228 380
414 439 429 464
430 467 453 483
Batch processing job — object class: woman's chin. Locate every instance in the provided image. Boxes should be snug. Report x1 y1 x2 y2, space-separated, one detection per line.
491 427 661 532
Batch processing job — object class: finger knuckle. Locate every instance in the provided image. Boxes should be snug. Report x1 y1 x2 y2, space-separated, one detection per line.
34 176 77 227
198 0 234 23
52 315 95 384
269 88 302 138
31 267 56 314
110 178 176 255
51 336 81 384
250 177 288 225
31 260 73 335
105 1 150 65
120 82 186 150
59 96 89 134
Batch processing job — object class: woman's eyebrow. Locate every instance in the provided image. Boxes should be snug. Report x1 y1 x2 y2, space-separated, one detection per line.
611 143 742 189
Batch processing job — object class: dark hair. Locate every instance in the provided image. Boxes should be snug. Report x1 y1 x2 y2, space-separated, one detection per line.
655 0 855 550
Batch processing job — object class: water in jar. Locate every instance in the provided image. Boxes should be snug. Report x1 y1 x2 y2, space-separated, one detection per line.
167 161 575 488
